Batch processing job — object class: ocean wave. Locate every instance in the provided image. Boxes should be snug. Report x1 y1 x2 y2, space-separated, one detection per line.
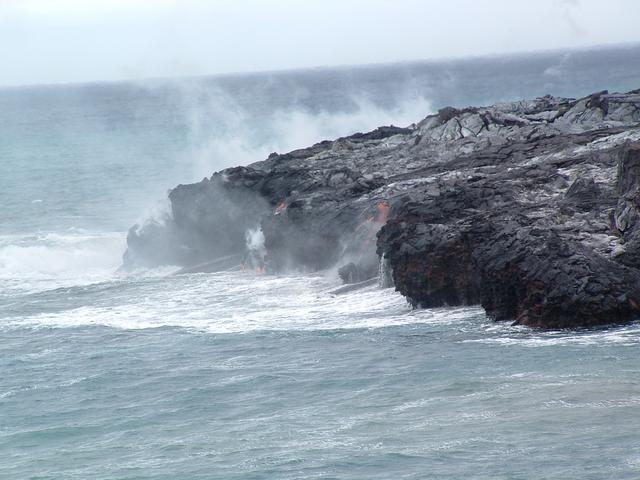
463 322 640 347
2 272 483 333
0 230 126 293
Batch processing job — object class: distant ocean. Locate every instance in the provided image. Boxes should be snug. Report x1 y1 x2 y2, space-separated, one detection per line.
2 45 640 479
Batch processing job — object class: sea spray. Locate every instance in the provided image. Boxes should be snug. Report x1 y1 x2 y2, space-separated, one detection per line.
0 231 125 293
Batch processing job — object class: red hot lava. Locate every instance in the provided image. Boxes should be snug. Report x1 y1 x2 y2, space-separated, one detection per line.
376 201 390 223
274 201 287 215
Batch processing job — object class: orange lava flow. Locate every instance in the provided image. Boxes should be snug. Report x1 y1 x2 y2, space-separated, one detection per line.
376 201 390 223
274 201 287 215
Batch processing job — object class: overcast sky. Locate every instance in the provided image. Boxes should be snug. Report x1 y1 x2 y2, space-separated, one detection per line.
0 0 638 87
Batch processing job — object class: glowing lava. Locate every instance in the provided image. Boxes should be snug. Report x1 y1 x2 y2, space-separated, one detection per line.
376 201 390 223
274 201 287 215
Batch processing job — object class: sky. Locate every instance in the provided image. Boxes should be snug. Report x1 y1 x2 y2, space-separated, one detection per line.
0 0 638 87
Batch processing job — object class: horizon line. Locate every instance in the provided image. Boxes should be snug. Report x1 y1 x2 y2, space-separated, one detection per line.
1 40 639 91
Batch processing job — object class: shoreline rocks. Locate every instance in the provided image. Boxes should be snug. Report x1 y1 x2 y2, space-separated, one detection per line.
124 89 640 329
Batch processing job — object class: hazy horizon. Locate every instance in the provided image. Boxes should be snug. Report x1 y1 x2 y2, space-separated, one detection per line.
1 0 639 88
2 41 639 91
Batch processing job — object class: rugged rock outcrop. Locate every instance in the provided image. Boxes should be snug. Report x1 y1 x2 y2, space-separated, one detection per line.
124 89 640 328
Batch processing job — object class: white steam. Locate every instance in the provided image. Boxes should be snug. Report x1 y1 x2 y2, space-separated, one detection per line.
132 196 173 236
245 226 266 269
159 80 433 180
543 52 573 78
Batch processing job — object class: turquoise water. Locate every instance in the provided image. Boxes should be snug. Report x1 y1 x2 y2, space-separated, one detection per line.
4 312 640 479
2 46 640 478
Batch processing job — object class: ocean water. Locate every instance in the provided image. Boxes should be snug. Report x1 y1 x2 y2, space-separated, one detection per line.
2 45 640 479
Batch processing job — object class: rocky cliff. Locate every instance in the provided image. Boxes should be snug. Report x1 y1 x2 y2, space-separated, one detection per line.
124 89 640 328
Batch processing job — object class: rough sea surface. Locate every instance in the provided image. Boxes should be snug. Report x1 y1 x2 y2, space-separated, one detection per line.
2 45 640 479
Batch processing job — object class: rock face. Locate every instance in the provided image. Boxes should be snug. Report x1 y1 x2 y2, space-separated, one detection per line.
124 89 640 328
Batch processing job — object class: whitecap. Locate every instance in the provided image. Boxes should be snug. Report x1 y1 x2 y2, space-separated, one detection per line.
4 272 483 334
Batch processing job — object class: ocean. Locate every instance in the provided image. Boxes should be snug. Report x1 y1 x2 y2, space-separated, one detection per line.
2 45 640 479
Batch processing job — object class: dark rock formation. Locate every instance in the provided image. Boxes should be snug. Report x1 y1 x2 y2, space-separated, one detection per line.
124 89 640 328
124 167 270 268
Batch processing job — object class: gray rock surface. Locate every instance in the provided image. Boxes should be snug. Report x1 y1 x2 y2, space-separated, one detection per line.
124 89 640 328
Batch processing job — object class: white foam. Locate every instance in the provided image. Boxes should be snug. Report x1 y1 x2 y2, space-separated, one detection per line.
0 230 126 293
465 322 640 347
4 272 483 333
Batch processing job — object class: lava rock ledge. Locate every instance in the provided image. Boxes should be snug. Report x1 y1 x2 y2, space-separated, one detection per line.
124 89 640 329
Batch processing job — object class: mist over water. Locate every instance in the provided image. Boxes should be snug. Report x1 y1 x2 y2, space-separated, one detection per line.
2 46 640 478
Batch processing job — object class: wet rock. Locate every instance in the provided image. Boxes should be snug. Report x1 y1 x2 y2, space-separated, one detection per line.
124 89 640 328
